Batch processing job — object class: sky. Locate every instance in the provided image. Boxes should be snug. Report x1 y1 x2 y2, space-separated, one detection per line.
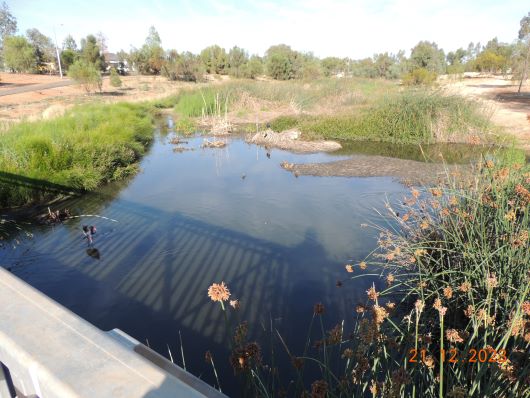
8 0 530 58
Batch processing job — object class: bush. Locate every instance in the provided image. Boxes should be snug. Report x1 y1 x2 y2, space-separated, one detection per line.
402 68 438 86
68 60 102 93
109 68 122 88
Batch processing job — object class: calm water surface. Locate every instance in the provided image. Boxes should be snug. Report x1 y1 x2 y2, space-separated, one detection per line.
2 120 430 394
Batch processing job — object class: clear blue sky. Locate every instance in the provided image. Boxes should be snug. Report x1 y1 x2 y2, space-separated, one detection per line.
8 0 529 58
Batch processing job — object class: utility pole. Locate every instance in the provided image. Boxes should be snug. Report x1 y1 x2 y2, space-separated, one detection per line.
53 25 63 78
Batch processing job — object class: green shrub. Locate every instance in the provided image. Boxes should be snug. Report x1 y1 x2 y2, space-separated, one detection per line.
68 60 103 93
109 68 122 88
402 68 438 86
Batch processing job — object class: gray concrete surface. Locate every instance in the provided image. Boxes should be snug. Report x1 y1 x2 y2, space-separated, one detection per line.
0 268 227 398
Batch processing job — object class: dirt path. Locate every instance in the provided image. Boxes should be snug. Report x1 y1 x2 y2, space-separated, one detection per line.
0 79 75 96
441 76 530 150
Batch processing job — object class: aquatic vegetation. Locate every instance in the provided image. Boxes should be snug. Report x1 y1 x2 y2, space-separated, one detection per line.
208 160 530 397
272 90 497 144
0 102 155 207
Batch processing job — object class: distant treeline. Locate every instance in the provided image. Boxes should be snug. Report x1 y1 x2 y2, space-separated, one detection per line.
1 2 529 86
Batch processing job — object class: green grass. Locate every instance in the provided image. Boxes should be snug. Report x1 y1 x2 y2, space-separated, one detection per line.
271 90 497 144
0 102 155 207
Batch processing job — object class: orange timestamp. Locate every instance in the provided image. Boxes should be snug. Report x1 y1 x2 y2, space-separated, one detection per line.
409 348 508 364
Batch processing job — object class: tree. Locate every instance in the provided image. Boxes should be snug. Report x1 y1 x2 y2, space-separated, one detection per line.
130 27 165 75
80 34 105 70
3 35 35 72
244 55 263 79
200 45 227 74
26 28 55 71
0 1 16 47
402 67 437 85
68 60 102 93
474 50 505 73
410 41 446 74
109 68 122 87
60 48 77 71
265 44 300 80
227 46 248 77
517 12 530 93
162 50 204 82
62 34 77 51
321 57 345 77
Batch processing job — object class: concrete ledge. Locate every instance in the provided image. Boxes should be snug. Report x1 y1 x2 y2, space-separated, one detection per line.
0 268 227 398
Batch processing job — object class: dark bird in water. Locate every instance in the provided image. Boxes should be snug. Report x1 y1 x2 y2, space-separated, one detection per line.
86 248 101 260
266 122 271 129
241 174 246 180
266 152 271 159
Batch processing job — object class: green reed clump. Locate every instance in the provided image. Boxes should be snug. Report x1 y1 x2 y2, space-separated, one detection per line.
0 102 155 207
208 160 530 397
274 90 495 144
172 88 233 118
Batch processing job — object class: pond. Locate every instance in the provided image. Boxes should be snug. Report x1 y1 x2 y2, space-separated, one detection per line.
0 118 484 395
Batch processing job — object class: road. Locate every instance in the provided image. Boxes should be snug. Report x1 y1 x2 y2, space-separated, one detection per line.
0 79 75 97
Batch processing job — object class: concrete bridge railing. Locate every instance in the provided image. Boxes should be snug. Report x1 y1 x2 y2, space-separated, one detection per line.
0 268 227 398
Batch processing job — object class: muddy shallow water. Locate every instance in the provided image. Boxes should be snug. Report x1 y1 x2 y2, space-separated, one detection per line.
0 119 489 395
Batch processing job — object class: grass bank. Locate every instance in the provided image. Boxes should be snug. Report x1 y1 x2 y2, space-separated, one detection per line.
155 78 498 145
0 102 155 208
206 159 530 396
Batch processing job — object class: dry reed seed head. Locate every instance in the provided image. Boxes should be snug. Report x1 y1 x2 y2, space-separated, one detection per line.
385 302 396 311
414 248 427 257
443 286 454 299
341 348 354 359
386 274 395 286
204 350 212 363
522 301 530 316
459 281 472 293
464 305 474 318
511 230 529 248
445 329 464 343
291 356 304 370
430 188 443 197
326 324 343 345
433 298 442 310
369 380 379 395
372 305 389 326
359 261 367 270
345 264 354 273
423 355 435 369
402 213 410 222
310 379 328 398
504 210 517 222
486 274 498 289
449 196 458 206
314 302 325 315
485 160 495 169
207 281 231 302
431 200 441 209
411 188 421 199
356 304 366 314
229 299 240 310
441 208 450 217
514 184 530 205
366 286 380 302
420 220 430 230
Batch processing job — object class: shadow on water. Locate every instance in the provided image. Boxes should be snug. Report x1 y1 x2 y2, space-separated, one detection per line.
0 171 84 210
3 187 369 395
